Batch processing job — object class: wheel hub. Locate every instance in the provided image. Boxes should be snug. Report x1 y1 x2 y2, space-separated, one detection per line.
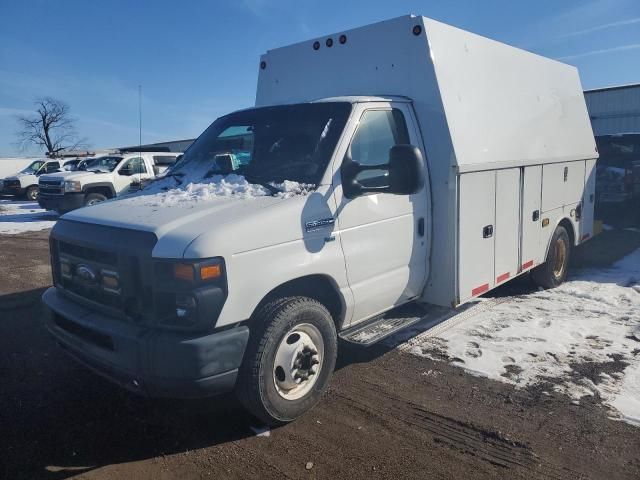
273 324 324 400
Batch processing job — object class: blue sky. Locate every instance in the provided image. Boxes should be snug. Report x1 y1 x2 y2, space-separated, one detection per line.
1 0 639 156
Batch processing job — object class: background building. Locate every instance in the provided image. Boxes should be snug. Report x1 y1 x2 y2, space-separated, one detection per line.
584 83 640 136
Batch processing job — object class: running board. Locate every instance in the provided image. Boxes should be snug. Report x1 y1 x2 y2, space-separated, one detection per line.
339 302 446 346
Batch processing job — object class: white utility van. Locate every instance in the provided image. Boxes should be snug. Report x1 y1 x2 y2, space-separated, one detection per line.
37 152 180 212
42 16 597 424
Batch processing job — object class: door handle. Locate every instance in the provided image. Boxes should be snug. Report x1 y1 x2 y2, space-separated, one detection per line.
417 217 425 237
483 225 494 238
532 210 540 221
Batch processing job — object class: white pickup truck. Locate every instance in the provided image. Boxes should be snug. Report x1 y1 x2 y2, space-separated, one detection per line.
1 159 63 200
37 152 180 212
42 16 597 424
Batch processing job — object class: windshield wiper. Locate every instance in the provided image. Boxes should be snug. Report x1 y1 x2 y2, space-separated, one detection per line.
241 173 281 195
166 171 185 185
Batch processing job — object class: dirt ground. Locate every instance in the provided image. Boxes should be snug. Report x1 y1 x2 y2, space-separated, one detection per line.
1 228 640 480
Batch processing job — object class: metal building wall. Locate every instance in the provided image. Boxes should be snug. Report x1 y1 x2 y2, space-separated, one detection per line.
584 83 640 136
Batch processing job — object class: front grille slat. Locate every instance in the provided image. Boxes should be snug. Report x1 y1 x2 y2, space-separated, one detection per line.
52 221 157 324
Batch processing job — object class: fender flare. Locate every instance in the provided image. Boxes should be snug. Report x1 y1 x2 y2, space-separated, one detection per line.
82 182 116 198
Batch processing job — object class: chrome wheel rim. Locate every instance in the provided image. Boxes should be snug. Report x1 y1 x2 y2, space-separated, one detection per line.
272 323 324 400
553 237 567 280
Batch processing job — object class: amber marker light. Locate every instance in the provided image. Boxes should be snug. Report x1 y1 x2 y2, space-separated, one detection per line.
200 264 222 281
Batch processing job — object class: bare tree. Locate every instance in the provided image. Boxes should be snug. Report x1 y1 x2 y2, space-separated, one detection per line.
15 97 88 156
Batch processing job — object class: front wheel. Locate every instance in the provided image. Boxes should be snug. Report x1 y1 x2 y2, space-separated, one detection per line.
236 297 338 425
25 186 38 201
84 193 107 207
532 225 571 289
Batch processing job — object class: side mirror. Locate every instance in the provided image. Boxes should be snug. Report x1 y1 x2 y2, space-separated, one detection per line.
119 167 132 176
341 144 425 199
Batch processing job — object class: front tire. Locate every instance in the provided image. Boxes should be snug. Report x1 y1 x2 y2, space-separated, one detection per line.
236 297 338 425
84 192 107 207
532 225 571 289
25 186 38 201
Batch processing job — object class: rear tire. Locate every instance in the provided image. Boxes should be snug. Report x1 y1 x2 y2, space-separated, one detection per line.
532 225 571 289
84 193 107 207
25 186 38 201
236 296 338 425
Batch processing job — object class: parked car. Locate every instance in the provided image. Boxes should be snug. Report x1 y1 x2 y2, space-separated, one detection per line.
595 133 640 205
42 15 596 425
37 152 180 213
1 159 62 200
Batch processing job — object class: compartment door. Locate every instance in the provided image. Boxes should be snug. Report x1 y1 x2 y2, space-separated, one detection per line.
520 165 543 270
458 171 496 301
494 169 521 285
581 159 597 241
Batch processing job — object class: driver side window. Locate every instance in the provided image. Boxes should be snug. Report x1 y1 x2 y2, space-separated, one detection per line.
120 157 147 175
349 109 410 188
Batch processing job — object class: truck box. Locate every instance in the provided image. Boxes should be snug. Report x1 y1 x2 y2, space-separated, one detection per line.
257 15 597 306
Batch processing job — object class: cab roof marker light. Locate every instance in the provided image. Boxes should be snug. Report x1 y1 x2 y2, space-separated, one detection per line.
313 41 320 50
325 38 333 48
339 34 347 44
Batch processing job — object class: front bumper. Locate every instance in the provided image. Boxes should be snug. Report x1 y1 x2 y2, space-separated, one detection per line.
42 287 249 398
2 185 25 196
38 193 85 212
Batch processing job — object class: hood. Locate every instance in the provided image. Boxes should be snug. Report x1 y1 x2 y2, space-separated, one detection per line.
62 170 107 182
61 175 330 258
40 171 80 182
5 173 35 181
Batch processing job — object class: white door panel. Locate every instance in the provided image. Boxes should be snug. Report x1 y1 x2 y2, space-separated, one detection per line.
458 171 495 301
334 102 428 324
495 169 521 284
521 165 542 269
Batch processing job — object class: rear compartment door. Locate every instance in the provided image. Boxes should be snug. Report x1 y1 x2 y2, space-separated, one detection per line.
520 165 543 270
494 169 521 285
581 159 597 241
458 171 495 301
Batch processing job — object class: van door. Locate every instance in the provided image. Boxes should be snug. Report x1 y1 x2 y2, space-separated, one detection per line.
520 165 543 270
115 157 148 194
333 102 428 324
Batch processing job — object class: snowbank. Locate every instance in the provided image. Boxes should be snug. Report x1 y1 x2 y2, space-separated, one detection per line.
0 201 58 234
403 248 640 426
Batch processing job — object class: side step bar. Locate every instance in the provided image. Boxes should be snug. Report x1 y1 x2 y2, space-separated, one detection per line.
339 302 451 347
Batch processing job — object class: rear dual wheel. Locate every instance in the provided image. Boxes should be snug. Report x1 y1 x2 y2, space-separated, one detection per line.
236 296 337 425
532 225 571 289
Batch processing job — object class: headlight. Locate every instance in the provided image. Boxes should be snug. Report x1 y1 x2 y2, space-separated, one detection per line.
64 180 82 193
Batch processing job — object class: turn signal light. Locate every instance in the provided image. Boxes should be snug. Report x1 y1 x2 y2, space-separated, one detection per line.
200 264 222 281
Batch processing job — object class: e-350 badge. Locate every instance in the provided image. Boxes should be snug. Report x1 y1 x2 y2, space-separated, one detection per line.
305 218 335 232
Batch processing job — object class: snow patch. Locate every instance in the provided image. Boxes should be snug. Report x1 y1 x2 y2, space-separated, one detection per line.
0 200 58 234
402 248 640 426
124 174 314 208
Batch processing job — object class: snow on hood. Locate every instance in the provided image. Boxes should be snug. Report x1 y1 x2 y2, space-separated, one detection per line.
123 173 314 208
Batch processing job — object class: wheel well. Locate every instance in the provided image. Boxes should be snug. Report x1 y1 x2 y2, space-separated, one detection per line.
558 218 575 245
252 275 345 330
85 186 113 199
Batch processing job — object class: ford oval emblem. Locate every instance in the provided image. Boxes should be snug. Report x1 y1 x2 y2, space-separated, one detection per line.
76 264 97 283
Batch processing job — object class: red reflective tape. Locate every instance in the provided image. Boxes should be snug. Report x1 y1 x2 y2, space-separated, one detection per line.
581 233 591 241
496 272 510 283
521 260 534 270
472 283 489 296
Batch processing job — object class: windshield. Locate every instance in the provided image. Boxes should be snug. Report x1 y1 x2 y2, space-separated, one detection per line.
20 160 45 174
85 156 123 172
172 102 351 185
